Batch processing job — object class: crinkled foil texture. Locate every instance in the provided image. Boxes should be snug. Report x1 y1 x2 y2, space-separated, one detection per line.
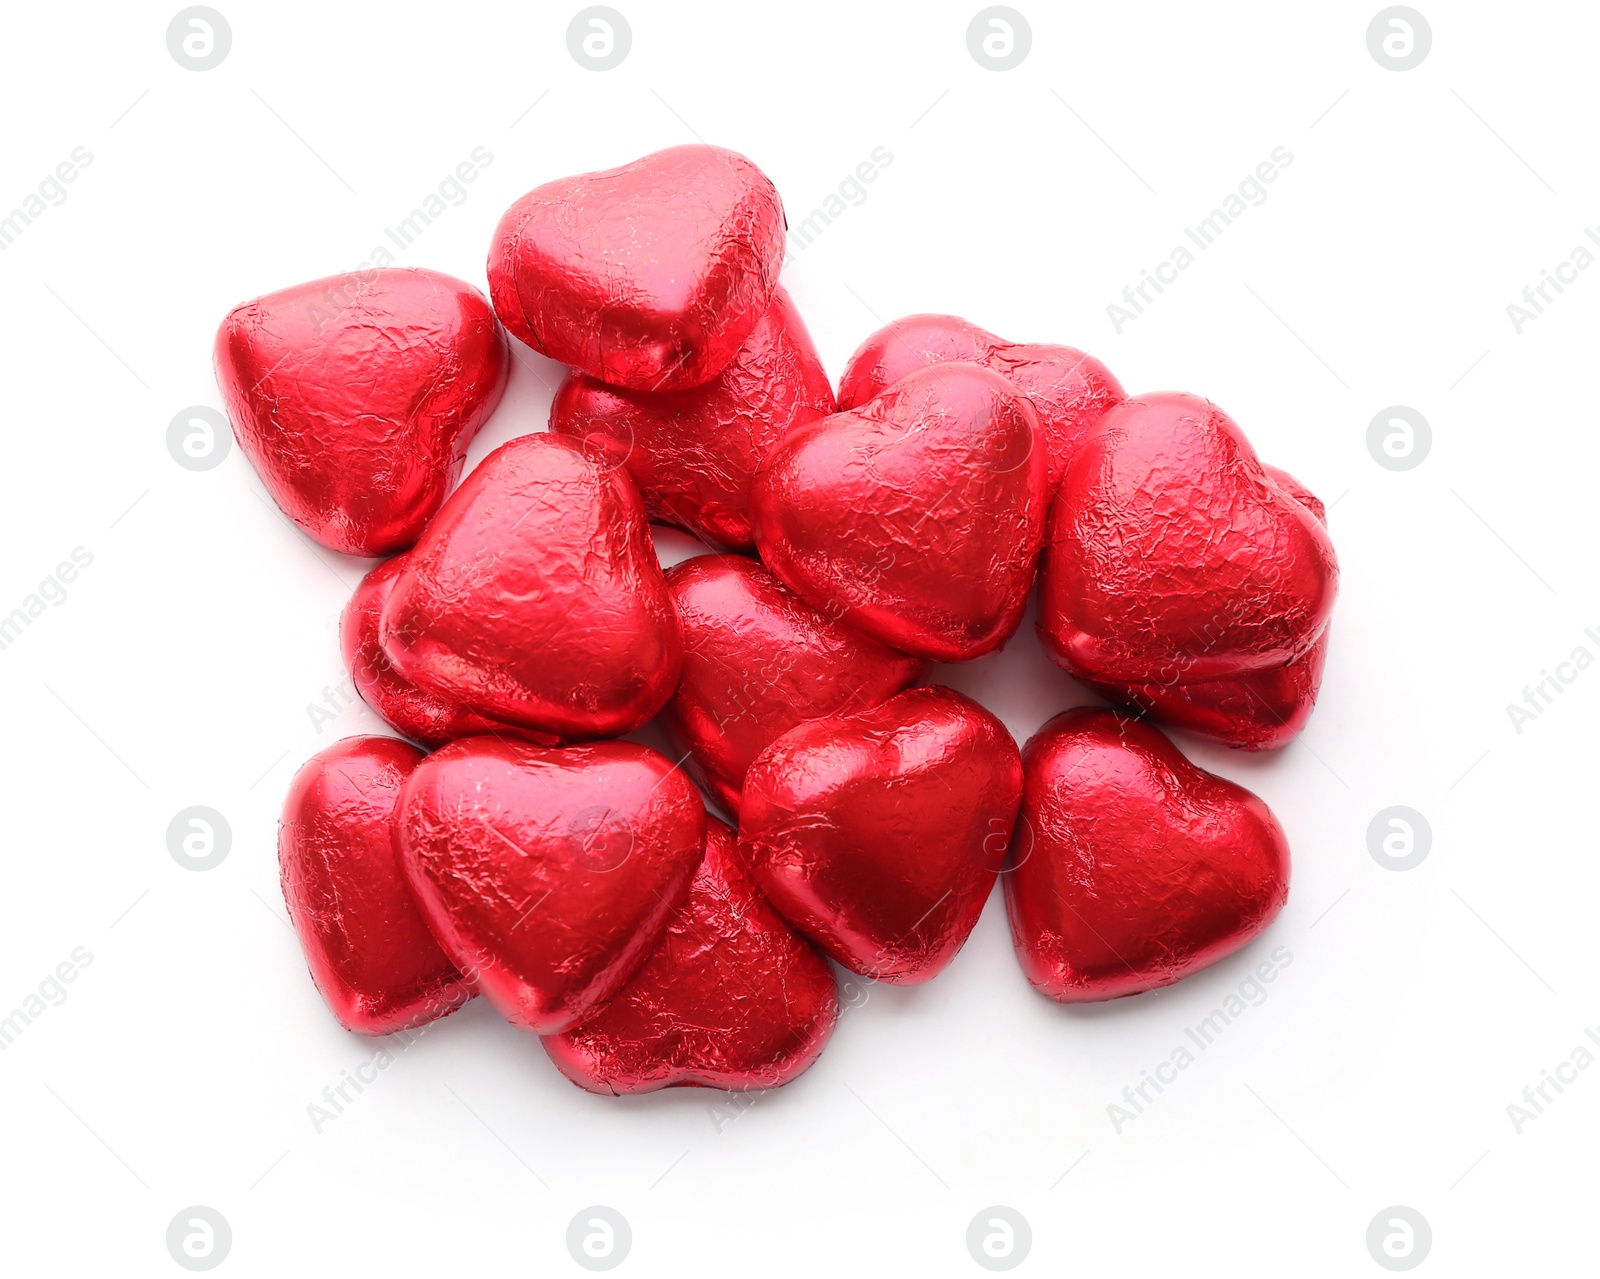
278 737 472 1034
488 144 785 391
752 363 1049 661
661 555 924 815
341 555 561 749
544 819 839 1094
394 739 708 1034
215 267 508 556
739 686 1022 984
1005 709 1290 1002
1081 465 1332 749
550 285 835 550
837 312 1126 492
1083 634 1331 751
378 434 683 739
1038 392 1339 687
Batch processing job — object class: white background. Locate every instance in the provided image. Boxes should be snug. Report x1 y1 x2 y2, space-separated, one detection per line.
1 1 1593 1273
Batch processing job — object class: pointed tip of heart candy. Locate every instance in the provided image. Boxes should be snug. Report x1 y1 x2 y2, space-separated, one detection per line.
738 685 1023 985
541 818 840 1094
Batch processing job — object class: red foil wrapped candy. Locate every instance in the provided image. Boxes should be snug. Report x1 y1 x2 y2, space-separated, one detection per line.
662 554 924 815
1038 392 1338 701
549 285 835 551
394 738 708 1034
752 362 1049 661
340 555 560 749
279 736 473 1034
1006 708 1290 1002
215 268 508 556
378 434 682 739
488 145 785 390
1077 467 1332 749
544 819 839 1094
739 686 1023 983
836 313 1125 491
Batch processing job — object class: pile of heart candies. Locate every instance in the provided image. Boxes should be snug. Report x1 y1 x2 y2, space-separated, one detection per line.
216 144 1339 1096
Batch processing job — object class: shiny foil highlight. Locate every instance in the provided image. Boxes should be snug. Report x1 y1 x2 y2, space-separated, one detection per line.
1005 708 1291 1002
215 267 508 556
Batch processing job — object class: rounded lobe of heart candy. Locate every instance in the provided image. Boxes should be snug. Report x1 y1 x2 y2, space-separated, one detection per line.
660 555 925 816
1005 708 1290 1002
279 736 473 1034
542 818 840 1094
1079 466 1332 750
340 555 561 749
751 362 1049 662
1037 392 1338 685
394 738 708 1034
549 286 835 551
487 145 785 391
215 268 509 556
378 434 683 739
836 313 997 405
739 685 1023 984
1262 465 1327 526
836 313 1125 491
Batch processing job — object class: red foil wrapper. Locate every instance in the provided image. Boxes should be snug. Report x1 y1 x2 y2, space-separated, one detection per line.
662 554 924 815
394 738 707 1034
1080 467 1332 749
215 268 508 556
836 313 1125 492
1005 708 1290 1002
1261 465 1327 528
378 434 683 739
752 363 1049 661
1038 392 1338 685
1083 636 1331 751
279 736 473 1034
544 819 839 1094
549 285 835 551
488 145 785 391
739 686 1022 983
340 555 560 749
